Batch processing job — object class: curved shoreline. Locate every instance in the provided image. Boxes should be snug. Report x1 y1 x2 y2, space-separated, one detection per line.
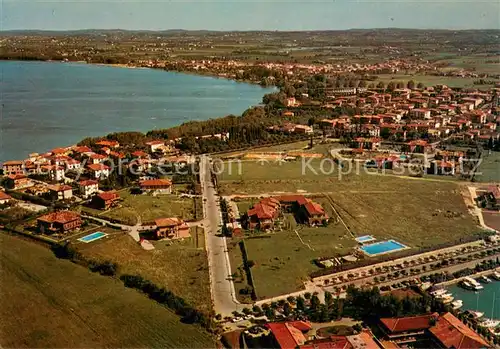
0 60 277 163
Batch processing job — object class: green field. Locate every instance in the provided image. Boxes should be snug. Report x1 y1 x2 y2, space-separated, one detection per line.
0 233 214 348
231 224 356 299
476 151 500 183
374 73 499 89
99 190 197 225
223 160 483 297
76 228 211 313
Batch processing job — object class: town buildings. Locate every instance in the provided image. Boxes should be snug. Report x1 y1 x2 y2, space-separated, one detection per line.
48 184 73 201
2 161 24 176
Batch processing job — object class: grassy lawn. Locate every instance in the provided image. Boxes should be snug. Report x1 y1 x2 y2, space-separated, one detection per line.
76 229 211 313
100 190 197 225
328 181 481 248
221 161 483 298
0 233 214 348
234 223 356 299
476 151 500 183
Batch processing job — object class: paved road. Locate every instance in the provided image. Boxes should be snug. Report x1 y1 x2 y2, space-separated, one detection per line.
200 155 242 316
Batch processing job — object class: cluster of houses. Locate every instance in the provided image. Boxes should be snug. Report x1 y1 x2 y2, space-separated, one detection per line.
260 312 490 349
243 195 329 231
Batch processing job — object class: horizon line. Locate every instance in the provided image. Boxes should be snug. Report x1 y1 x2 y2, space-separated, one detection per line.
2 27 500 33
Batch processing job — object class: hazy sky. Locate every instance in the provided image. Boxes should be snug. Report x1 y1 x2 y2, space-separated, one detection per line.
2 0 499 31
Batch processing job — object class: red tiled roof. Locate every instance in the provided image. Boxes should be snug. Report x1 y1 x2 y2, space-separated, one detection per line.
51 147 67 154
38 211 81 224
267 322 309 349
7 174 27 180
79 179 98 186
96 140 119 147
132 150 149 158
155 217 184 227
275 195 309 206
2 160 23 166
429 312 490 349
300 336 349 349
248 202 278 220
380 313 438 333
304 201 326 216
48 184 72 192
0 191 12 201
97 191 119 201
73 146 92 153
87 164 111 171
139 179 172 187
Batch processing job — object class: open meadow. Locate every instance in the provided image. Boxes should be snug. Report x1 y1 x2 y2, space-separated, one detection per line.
92 189 199 225
0 233 214 348
75 227 211 313
224 160 483 297
229 224 356 299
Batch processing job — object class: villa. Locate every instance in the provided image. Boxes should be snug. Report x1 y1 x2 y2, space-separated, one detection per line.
48 184 73 201
92 191 120 210
139 178 172 194
37 211 82 234
154 217 190 239
78 179 99 199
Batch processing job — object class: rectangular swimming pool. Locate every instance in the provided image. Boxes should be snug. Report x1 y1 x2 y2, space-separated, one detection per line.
355 235 376 243
360 240 408 256
78 231 108 243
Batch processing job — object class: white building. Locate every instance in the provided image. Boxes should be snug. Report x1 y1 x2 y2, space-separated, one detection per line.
78 180 99 199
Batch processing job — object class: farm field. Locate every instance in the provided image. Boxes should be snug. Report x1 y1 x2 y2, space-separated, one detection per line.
374 73 499 88
98 190 198 225
0 233 214 348
76 228 211 313
476 151 500 183
230 224 356 299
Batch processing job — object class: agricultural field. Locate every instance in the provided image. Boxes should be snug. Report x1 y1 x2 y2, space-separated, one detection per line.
0 232 214 348
374 73 499 89
97 189 199 225
476 151 500 183
76 227 211 313
230 224 356 299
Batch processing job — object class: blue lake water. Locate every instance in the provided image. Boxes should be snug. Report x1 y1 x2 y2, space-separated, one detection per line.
448 280 500 320
0 61 275 163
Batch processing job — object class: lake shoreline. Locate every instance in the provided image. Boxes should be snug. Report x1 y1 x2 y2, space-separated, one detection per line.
0 60 275 163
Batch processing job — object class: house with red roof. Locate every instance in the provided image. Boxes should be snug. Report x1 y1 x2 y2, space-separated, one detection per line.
48 184 73 201
87 163 111 179
78 180 99 199
300 200 329 226
92 191 120 210
0 191 13 205
267 321 312 349
430 312 490 349
37 211 82 234
2 160 24 176
95 140 120 148
247 198 281 230
352 137 382 151
379 312 490 349
4 174 31 190
153 217 190 239
301 330 380 349
139 179 172 194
